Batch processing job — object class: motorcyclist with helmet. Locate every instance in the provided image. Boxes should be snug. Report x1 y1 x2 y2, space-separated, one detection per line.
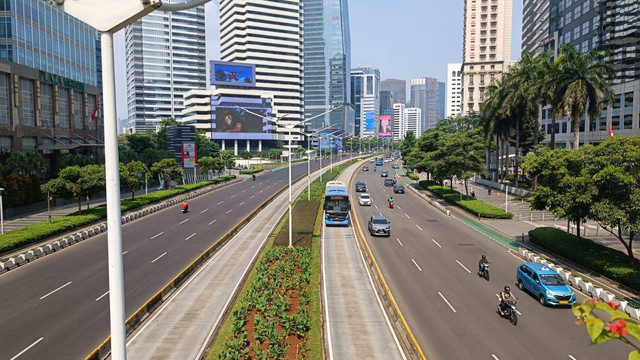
478 254 490 274
498 285 516 316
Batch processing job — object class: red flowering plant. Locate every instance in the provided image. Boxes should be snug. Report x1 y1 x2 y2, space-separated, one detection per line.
573 298 640 359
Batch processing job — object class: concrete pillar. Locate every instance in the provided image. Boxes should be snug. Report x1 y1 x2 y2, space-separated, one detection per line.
234 139 238 156
246 139 250 152
221 140 226 151
258 140 262 152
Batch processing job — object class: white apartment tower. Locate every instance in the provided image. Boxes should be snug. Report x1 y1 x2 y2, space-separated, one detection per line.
446 63 463 118
125 6 207 126
219 0 303 122
392 103 406 141
461 0 512 114
404 108 422 137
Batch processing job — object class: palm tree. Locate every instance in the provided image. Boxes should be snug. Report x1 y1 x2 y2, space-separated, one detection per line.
552 44 613 150
483 77 513 182
6 150 47 176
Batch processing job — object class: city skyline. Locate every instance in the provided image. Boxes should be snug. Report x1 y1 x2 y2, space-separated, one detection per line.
114 1 523 120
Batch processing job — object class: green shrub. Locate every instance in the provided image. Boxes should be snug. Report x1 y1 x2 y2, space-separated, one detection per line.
0 176 236 254
529 227 640 292
240 168 264 175
418 180 513 219
407 172 419 180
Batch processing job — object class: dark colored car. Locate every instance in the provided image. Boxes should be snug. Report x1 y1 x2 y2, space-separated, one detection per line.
355 181 367 192
393 184 405 193
363 166 369 171
381 170 388 177
384 178 394 187
392 164 399 169
368 215 390 237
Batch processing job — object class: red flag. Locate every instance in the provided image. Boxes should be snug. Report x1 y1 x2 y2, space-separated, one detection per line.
609 126 613 137
90 107 98 122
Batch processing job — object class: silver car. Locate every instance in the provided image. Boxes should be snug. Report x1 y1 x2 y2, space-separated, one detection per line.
359 193 372 206
368 215 390 237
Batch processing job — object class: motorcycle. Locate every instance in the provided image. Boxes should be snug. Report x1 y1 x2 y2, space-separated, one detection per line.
478 263 490 281
252 174 256 181
499 299 518 325
388 200 394 209
182 205 189 213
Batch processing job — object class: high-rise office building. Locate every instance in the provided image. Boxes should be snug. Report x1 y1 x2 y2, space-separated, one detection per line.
446 63 463 118
462 0 513 114
524 0 640 147
0 0 103 175
404 107 422 137
437 81 446 121
522 0 552 55
410 77 439 131
302 0 351 133
381 79 406 106
125 5 206 130
392 103 405 141
380 90 394 116
351 66 380 138
219 0 303 121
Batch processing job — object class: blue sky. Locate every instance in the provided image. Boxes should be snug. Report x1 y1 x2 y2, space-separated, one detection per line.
114 1 523 119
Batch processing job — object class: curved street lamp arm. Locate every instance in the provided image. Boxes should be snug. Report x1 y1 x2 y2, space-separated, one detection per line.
157 0 210 12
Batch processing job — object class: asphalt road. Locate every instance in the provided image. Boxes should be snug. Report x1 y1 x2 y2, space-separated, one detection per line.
351 161 629 360
0 156 347 360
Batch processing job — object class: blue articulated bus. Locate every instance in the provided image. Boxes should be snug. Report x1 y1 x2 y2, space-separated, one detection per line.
375 156 383 166
324 181 350 226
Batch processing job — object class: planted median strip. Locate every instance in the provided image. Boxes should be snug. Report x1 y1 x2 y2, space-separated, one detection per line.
419 180 513 219
0 175 236 254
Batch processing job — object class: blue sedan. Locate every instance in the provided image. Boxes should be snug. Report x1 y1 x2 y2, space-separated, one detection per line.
516 262 576 306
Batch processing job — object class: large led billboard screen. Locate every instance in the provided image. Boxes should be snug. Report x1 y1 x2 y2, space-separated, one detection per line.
365 112 375 130
379 115 392 137
214 107 268 134
319 131 345 151
210 61 256 87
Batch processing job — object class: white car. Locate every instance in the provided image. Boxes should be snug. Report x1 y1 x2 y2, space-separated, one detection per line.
359 193 372 206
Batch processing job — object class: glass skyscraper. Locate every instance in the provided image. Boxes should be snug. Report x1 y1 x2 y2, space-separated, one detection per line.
302 0 351 133
125 5 206 128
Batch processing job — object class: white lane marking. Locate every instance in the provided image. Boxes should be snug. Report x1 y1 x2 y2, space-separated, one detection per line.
250 185 255 188
217 201 223 205
416 224 423 231
258 190 264 193
432 239 442 248
491 355 500 360
122 251 128 255
150 232 164 240
179 218 189 225
396 238 403 246
151 252 167 264
230 194 236 198
225 209 232 214
411 259 423 272
185 233 196 241
208 219 217 225
200 208 208 214
404 213 411 219
239 202 245 206
456 260 472 274
397 205 402 210
9 337 44 360
438 291 457 313
374 204 378 209
266 186 271 189
250 195 255 199
95 291 109 301
494 294 523 315
568 356 577 360
241 190 246 193
39 281 72 300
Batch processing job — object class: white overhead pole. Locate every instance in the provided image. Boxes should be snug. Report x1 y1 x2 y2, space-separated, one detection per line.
306 124 335 201
51 2 210 359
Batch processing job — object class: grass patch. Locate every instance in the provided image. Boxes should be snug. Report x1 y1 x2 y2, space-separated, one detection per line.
274 201 319 248
406 172 419 181
240 168 264 175
419 180 513 219
0 176 236 254
529 227 640 292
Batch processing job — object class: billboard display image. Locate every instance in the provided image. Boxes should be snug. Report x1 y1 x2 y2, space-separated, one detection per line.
181 142 197 169
365 112 375 130
210 61 256 87
318 131 345 151
214 107 268 134
379 115 392 137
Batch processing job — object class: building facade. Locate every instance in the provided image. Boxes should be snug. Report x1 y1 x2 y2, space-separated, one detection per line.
381 78 406 106
392 103 405 141
437 81 446 121
302 0 351 133
350 66 380 138
410 77 439 131
446 63 463 118
125 5 206 130
0 0 103 177
461 0 513 114
522 0 552 55
404 107 422 137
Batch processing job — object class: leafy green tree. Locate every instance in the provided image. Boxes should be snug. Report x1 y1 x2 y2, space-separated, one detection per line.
240 150 253 160
268 148 282 160
119 161 149 199
6 150 47 176
154 118 180 151
119 148 141 164
431 129 486 194
124 133 155 155
197 156 224 176
295 146 306 159
220 150 235 173
399 131 416 160
48 164 105 211
195 130 220 158
151 158 183 189
553 44 613 149
141 148 173 168
60 153 93 168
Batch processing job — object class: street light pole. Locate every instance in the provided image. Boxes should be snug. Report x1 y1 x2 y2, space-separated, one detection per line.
0 187 4 235
306 124 335 201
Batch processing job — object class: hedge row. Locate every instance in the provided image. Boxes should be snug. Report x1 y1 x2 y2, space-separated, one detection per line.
419 180 513 219
240 168 264 175
529 227 640 293
0 175 236 254
406 172 419 181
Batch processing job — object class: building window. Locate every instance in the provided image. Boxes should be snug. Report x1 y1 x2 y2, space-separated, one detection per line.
583 1 590 14
40 83 54 128
573 27 580 40
565 32 571 43
593 15 599 31
624 114 633 130
22 136 36 149
613 116 621 130
574 7 580 20
582 22 589 36
73 91 83 130
566 12 572 25
58 87 70 128
88 95 97 130
599 113 607 132
625 92 634 107
613 94 622 109
0 73 9 125
20 78 35 126
0 136 11 149
582 40 588 53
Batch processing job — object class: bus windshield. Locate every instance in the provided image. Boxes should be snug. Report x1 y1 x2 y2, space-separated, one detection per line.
325 198 349 214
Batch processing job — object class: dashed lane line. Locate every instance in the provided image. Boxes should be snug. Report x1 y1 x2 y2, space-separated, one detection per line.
432 239 442 248
411 259 423 272
151 252 167 264
9 337 44 360
200 209 208 213
95 291 109 302
185 233 196 241
179 218 189 225
150 232 164 240
438 291 457 313
39 281 72 300
208 219 217 226
416 224 423 231
397 238 403 246
226 210 232 214
456 260 472 274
